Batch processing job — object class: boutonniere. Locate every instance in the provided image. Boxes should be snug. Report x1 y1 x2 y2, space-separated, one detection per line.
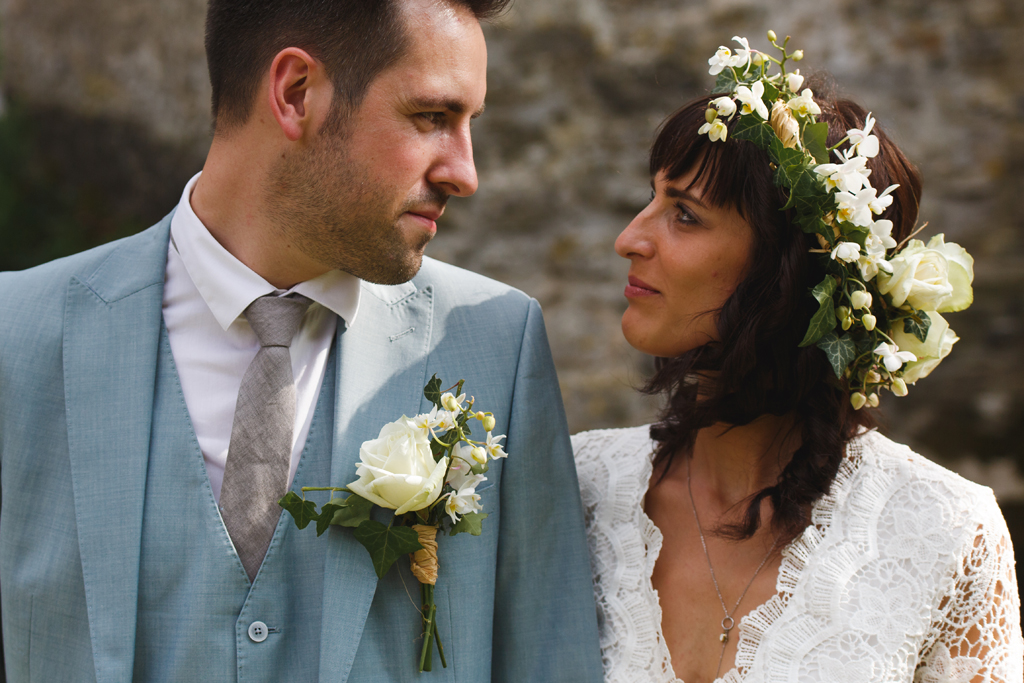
280 375 507 673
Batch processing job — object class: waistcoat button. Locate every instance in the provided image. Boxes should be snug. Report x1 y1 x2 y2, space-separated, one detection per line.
248 620 269 643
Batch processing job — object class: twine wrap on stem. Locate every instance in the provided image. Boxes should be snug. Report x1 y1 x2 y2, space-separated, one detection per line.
410 524 439 585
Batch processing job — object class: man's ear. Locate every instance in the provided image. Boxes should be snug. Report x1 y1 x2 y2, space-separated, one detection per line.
267 48 330 142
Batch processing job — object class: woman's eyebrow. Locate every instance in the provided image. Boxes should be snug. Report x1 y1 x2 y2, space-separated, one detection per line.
663 185 709 210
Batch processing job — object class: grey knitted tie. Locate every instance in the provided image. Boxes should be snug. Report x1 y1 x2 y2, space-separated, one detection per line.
220 293 312 582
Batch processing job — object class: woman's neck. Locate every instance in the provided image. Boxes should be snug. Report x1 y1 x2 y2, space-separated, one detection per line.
686 413 801 515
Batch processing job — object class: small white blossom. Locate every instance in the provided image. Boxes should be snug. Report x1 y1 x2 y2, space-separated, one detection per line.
788 88 821 117
874 342 917 373
444 488 483 524
408 407 444 439
730 36 754 72
831 241 861 263
815 151 872 193
735 81 769 119
836 187 882 227
862 313 877 331
786 69 804 93
858 234 894 281
869 218 898 249
440 392 466 414
869 184 899 215
711 96 737 118
708 46 734 75
446 449 486 491
847 113 880 158
485 432 508 460
698 119 729 142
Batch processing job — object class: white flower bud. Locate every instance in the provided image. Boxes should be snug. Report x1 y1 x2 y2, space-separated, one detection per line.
482 415 496 432
767 30 778 42
862 313 877 331
786 70 804 93
752 52 764 66
851 290 872 310
470 446 488 465
892 377 908 397
865 370 882 385
705 108 718 124
850 392 867 410
836 306 850 323
792 50 804 61
867 393 880 407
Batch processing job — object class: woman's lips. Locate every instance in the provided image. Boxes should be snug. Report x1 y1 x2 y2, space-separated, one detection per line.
625 275 660 298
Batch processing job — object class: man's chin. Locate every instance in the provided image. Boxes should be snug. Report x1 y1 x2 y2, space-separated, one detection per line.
357 248 425 285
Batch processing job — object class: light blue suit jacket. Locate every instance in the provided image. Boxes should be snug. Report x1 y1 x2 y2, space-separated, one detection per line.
0 214 603 681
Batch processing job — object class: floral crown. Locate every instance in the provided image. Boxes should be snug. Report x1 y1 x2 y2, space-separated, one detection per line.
699 33 974 409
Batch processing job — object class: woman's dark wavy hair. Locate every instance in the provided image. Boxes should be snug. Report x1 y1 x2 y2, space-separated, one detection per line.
645 76 922 542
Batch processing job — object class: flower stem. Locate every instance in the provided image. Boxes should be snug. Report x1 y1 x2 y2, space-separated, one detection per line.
418 583 437 672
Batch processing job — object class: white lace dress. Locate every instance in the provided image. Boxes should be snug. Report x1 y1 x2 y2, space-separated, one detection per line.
572 426 1023 683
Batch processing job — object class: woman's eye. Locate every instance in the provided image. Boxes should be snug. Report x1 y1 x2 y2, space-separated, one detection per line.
674 203 697 225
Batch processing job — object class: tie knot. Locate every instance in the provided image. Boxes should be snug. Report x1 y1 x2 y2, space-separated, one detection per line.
244 294 312 348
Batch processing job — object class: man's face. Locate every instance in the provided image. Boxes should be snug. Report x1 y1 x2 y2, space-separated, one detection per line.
267 0 487 285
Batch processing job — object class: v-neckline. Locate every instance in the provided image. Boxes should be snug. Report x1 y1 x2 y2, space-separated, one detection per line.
639 439 867 683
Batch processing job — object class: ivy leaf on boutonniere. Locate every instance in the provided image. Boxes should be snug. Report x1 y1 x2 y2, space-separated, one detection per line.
353 520 424 579
328 493 375 529
449 512 488 537
279 492 319 530
424 374 444 410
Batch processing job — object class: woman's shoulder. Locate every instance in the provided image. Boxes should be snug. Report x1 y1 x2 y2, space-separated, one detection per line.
571 425 657 511
843 429 1006 542
571 424 655 461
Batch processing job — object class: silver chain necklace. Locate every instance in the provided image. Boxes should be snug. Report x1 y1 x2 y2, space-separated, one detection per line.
686 457 779 679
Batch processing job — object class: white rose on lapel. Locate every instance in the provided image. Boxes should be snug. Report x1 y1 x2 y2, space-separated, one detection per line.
348 418 449 515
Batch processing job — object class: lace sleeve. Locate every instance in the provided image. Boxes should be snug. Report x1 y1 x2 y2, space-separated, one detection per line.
916 495 1023 683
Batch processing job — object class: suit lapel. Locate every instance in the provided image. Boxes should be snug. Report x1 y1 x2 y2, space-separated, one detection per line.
63 218 171 683
318 280 434 682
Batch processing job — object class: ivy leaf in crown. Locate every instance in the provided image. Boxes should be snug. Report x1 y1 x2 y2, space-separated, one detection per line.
700 32 975 408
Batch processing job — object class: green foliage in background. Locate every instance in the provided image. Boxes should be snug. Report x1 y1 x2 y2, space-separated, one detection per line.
0 102 141 272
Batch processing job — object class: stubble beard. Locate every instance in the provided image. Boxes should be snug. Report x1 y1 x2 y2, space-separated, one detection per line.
265 126 442 285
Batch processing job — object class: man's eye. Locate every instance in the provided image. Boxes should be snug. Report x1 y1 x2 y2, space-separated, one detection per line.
419 112 445 125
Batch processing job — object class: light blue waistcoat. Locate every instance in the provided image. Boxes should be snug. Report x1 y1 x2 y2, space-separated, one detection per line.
133 329 336 681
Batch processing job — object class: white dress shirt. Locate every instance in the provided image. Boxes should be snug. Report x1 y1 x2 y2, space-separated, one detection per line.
162 172 361 502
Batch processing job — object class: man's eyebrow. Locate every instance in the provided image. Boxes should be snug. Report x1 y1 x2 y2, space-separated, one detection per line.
410 97 486 118
663 185 709 210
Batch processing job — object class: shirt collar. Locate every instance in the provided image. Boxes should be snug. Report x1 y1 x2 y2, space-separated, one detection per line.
169 171 361 331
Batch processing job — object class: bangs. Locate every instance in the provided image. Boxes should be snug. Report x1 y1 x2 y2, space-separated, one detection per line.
650 97 777 223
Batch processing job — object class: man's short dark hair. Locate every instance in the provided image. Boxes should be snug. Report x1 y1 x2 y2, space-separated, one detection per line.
205 0 512 131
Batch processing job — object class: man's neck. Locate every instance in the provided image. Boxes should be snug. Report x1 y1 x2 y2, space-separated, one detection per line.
190 137 328 289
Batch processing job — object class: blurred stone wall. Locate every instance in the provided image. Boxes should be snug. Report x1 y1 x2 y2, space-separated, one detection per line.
2 0 1022 500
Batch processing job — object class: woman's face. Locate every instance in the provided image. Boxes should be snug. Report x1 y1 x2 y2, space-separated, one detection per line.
615 168 754 358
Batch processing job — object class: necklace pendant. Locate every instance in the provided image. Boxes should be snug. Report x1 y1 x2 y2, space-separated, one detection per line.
719 632 729 643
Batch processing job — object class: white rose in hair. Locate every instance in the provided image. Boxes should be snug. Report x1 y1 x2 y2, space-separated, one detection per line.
348 418 448 515
878 235 973 312
891 312 959 384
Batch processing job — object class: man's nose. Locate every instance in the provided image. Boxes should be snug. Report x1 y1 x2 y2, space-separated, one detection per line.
429 131 478 197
